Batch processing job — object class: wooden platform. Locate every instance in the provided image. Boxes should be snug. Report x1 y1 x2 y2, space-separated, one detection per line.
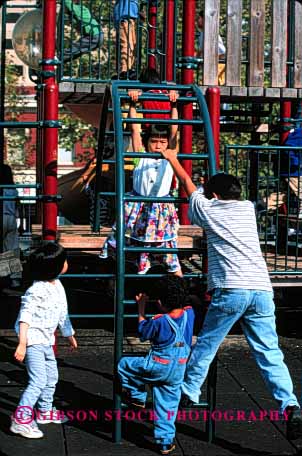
29 224 302 286
31 224 204 250
59 81 302 105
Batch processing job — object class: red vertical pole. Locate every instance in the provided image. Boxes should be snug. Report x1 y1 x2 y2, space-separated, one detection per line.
148 1 157 70
202 89 220 306
165 0 175 82
179 0 195 224
206 87 221 168
279 2 292 145
41 0 58 240
280 101 291 145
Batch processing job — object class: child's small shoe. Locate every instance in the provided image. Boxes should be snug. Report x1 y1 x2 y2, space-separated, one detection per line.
122 391 146 409
158 442 176 455
36 407 68 424
10 416 44 439
179 393 196 409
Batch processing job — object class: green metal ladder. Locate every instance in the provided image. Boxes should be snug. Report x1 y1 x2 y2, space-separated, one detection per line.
93 80 218 443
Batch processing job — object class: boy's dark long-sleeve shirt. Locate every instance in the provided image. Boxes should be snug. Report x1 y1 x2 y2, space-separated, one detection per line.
138 306 195 347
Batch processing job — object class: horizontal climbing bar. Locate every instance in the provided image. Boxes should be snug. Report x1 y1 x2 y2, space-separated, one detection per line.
69 314 154 318
123 152 208 159
124 273 205 279
0 184 41 189
62 274 115 278
125 247 202 253
0 194 62 201
123 196 188 203
123 118 203 125
114 82 197 91
61 273 206 280
269 271 302 276
225 145 302 151
122 95 199 103
0 121 61 128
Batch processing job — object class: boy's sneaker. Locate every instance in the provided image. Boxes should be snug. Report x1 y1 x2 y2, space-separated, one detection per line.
122 391 146 409
179 393 196 408
158 443 176 455
10 416 43 439
36 407 68 424
286 406 302 440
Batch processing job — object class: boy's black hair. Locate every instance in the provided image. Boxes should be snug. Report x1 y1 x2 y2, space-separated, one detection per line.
0 164 14 185
151 275 188 311
142 124 170 149
29 242 67 281
204 173 242 200
139 67 161 84
199 10 204 17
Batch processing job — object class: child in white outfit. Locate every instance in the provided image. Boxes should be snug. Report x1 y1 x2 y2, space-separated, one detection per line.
10 242 77 439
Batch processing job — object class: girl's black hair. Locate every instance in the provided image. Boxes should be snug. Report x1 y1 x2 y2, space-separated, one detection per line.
0 164 14 185
142 124 170 149
29 242 67 281
139 67 161 84
204 173 242 200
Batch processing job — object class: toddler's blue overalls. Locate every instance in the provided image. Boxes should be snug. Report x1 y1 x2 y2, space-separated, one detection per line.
118 312 190 445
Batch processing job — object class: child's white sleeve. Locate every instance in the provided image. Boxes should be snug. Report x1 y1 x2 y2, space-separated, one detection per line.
188 190 209 225
58 300 75 337
18 292 40 326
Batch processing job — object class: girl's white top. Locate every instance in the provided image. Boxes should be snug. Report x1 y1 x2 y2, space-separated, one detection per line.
15 279 74 346
133 158 173 197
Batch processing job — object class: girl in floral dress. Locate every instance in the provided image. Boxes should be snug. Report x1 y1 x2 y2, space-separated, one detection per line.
101 90 182 276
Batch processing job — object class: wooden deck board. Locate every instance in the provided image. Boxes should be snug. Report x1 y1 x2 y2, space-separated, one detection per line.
29 225 302 285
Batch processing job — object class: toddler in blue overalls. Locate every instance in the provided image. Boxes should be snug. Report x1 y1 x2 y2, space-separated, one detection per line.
118 276 195 455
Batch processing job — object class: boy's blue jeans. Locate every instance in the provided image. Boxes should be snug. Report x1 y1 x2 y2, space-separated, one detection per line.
182 289 299 413
118 348 189 445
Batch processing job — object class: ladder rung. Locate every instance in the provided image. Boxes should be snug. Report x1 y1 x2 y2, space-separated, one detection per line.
124 273 205 279
63 274 115 278
124 247 202 253
123 118 203 125
122 196 187 203
123 152 208 159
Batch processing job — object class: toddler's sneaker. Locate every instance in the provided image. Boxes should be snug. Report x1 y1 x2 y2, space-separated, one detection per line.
10 416 43 439
179 393 196 409
36 407 68 424
122 390 146 409
158 442 176 455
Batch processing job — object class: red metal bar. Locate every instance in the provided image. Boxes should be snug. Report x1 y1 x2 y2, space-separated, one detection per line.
206 87 220 168
41 0 58 240
279 0 292 146
148 1 157 70
179 0 195 224
165 0 175 81
280 101 292 144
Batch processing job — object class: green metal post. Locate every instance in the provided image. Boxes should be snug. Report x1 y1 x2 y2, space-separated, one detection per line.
0 2 6 253
112 82 125 444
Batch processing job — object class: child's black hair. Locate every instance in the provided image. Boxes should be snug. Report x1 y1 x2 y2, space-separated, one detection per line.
142 124 170 149
151 275 188 311
0 164 14 185
29 242 67 281
204 173 242 200
139 67 161 84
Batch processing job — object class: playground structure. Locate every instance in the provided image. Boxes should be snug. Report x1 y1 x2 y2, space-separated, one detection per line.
1 0 302 444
